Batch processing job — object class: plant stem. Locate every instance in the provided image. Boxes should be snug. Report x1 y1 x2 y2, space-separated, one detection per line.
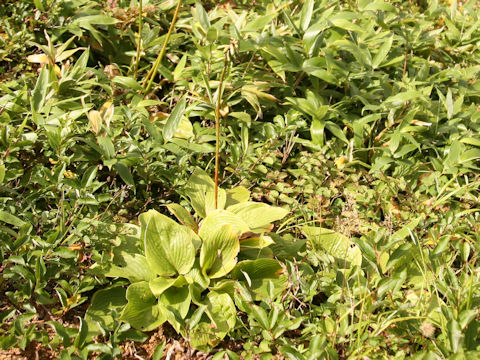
214 51 229 209
133 0 143 78
143 0 182 94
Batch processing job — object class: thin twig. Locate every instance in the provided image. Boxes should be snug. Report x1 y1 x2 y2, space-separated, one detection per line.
214 51 229 209
143 0 182 94
133 0 143 78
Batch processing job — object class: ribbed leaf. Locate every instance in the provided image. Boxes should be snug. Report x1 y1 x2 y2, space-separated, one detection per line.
140 210 195 277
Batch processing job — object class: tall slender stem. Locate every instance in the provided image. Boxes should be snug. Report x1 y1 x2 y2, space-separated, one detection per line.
143 0 182 94
133 0 143 78
214 51 229 209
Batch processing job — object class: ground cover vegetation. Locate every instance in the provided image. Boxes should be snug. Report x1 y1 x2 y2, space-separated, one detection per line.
1 0 480 358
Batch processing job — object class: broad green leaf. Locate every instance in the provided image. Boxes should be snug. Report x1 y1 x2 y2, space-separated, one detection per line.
448 140 462 164
225 186 250 207
140 210 195 277
32 66 49 113
184 259 210 290
150 276 185 297
105 252 155 282
185 168 226 218
73 317 88 349
120 282 165 331
232 260 287 301
0 211 25 227
200 224 239 279
332 39 371 67
85 287 127 336
166 203 198 232
160 285 191 319
163 97 187 143
200 209 250 237
189 317 222 351
302 227 362 266
227 202 289 232
159 285 191 332
231 259 283 280
205 292 236 333
112 76 143 92
240 235 274 249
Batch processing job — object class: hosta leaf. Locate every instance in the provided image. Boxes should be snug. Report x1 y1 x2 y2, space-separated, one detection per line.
227 202 289 232
199 209 249 238
302 227 362 266
86 286 127 336
149 277 178 297
160 285 191 320
225 186 250 207
120 282 165 331
105 252 155 282
205 292 236 333
184 259 210 290
140 210 195 277
185 168 226 218
240 235 274 249
166 203 198 232
200 224 239 279
231 259 283 280
159 286 191 332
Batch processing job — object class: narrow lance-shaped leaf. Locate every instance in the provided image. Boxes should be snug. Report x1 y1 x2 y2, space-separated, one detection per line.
372 35 393 69
32 66 50 113
163 96 187 142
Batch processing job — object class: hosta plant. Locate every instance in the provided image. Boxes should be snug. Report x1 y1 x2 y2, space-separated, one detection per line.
87 168 289 350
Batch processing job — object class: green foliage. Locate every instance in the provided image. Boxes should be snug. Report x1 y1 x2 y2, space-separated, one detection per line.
1 0 480 357
89 170 289 351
